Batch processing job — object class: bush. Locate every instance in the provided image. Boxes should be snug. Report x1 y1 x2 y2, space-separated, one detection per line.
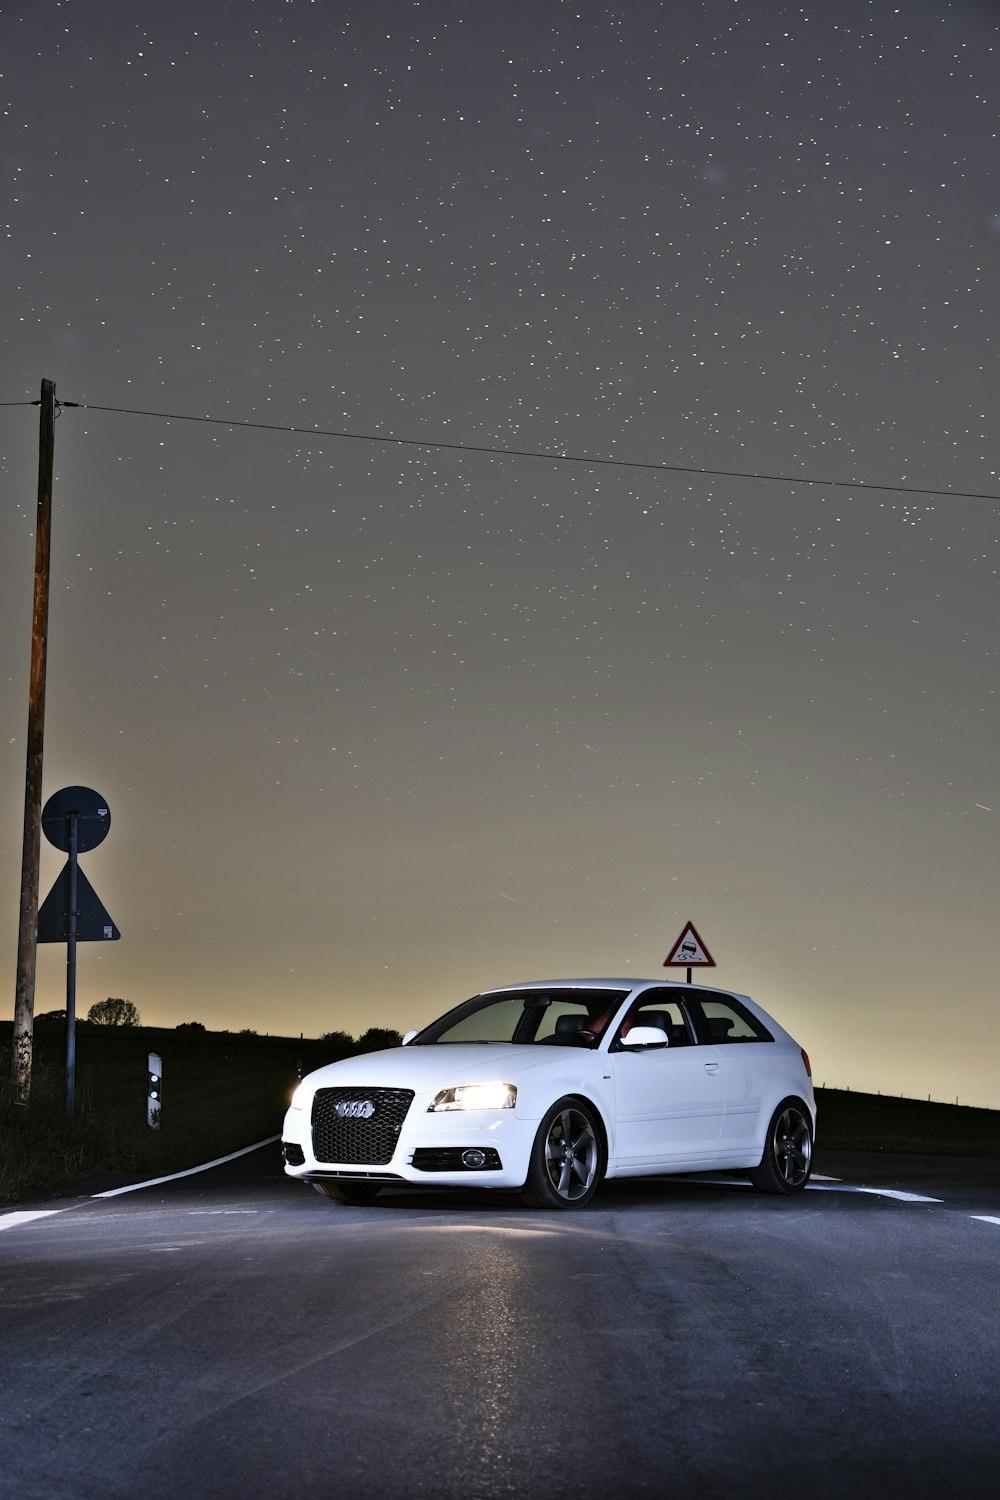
88 998 141 1028
318 1029 355 1050
355 1026 403 1053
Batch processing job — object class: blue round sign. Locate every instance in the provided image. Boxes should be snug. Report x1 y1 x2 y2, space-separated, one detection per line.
41 786 111 853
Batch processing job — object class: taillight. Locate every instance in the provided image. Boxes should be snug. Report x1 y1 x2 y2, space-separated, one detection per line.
801 1047 812 1078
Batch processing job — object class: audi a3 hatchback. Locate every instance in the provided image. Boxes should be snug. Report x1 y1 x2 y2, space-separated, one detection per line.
281 978 815 1209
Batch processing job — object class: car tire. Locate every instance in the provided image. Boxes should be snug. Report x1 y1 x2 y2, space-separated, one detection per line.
312 1181 383 1204
520 1097 604 1209
748 1099 813 1194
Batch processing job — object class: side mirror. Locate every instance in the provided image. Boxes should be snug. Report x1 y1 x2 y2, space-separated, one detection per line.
619 1026 668 1049
401 1029 419 1046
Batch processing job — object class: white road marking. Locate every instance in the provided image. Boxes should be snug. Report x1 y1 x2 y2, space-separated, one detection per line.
0 1144 970 1231
800 1184 942 1202
0 1139 282 1230
683 1177 943 1203
0 1209 73 1232
92 1136 280 1197
970 1216 1000 1227
854 1187 942 1203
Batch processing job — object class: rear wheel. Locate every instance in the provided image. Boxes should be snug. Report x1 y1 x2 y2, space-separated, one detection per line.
312 1181 383 1204
521 1097 604 1209
749 1101 813 1193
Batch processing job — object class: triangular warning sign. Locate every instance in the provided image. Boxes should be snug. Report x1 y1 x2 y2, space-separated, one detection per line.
37 862 121 943
664 921 715 968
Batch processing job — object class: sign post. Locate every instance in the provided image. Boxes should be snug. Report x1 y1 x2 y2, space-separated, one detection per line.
663 921 716 984
38 787 120 1123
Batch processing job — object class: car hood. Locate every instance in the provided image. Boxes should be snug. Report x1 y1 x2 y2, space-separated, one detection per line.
295 1043 584 1096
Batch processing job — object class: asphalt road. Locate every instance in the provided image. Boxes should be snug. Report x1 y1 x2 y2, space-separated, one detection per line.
1 1147 998 1500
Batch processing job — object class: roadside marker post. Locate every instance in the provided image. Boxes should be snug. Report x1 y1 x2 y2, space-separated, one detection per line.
147 1054 162 1130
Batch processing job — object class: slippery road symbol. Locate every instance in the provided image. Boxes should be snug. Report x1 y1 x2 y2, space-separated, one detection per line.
664 921 716 969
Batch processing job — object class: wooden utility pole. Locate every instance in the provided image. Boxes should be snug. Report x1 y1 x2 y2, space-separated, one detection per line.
11 379 55 1108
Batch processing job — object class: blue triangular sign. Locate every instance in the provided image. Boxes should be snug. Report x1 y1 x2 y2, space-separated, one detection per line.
37 862 121 943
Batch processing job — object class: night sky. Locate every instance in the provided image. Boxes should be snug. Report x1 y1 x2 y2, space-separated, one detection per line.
3 0 999 1108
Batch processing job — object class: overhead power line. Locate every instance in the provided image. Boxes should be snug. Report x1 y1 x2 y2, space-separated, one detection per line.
13 394 1000 505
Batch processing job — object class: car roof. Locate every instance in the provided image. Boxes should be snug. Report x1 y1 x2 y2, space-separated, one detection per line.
481 977 747 999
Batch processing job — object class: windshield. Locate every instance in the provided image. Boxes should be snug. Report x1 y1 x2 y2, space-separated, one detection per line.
411 988 630 1047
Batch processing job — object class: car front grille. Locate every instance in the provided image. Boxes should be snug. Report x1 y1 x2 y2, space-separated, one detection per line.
311 1087 415 1165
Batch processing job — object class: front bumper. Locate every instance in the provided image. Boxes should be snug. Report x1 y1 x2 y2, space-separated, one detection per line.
281 1099 536 1191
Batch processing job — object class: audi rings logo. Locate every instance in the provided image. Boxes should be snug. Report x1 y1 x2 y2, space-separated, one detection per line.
335 1099 376 1120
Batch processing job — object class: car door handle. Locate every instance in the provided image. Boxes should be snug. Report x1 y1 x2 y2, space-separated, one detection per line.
704 1062 719 1075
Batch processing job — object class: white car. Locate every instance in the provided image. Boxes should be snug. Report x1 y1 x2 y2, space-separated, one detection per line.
281 978 815 1209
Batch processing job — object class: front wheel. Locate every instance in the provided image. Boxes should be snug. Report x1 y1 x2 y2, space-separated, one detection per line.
521 1097 604 1209
312 1181 383 1204
749 1100 813 1194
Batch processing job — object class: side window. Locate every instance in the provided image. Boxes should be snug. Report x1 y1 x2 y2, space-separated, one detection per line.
687 992 773 1045
614 990 691 1047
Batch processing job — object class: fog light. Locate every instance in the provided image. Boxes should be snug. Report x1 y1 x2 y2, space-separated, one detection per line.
462 1148 488 1169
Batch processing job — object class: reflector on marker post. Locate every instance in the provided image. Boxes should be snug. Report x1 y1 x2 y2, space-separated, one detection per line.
147 1052 162 1130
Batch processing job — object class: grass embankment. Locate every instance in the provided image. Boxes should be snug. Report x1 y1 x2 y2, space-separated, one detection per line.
815 1087 1000 1156
2 1025 999 1205
0 1023 349 1205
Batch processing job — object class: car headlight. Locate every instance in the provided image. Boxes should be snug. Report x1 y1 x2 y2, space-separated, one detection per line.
428 1082 517 1112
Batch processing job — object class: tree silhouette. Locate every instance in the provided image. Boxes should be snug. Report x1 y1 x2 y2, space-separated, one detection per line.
319 1029 355 1053
87 997 141 1028
355 1026 402 1053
